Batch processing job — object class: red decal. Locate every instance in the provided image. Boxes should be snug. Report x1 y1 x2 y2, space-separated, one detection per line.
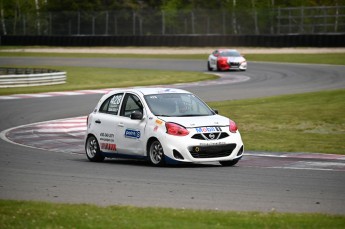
101 143 117 151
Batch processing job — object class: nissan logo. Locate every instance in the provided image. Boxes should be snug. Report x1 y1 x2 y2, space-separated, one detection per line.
209 133 215 139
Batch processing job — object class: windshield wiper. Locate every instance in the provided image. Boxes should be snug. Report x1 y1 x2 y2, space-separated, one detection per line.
177 114 209 117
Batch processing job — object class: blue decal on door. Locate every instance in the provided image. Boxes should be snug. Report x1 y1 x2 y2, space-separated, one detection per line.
125 129 141 139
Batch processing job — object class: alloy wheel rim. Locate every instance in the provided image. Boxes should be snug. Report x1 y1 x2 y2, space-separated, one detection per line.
87 137 97 158
151 142 163 164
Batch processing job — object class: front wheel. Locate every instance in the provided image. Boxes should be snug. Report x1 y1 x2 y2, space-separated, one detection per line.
216 62 222 72
207 61 212 71
219 158 240 167
148 140 165 166
85 135 105 162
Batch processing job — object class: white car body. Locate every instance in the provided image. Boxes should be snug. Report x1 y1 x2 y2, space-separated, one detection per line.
85 88 244 166
208 49 247 71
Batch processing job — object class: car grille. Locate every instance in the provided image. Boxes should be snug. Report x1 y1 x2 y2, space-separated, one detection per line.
191 132 229 140
188 144 237 158
229 62 240 67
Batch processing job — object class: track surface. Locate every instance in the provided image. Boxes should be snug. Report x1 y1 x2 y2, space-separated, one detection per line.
0 57 345 214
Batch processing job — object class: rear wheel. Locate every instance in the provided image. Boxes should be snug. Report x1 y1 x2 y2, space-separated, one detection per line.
219 158 240 167
85 135 105 162
148 140 165 166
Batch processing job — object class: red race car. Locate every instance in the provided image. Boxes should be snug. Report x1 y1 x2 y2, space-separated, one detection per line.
208 49 247 71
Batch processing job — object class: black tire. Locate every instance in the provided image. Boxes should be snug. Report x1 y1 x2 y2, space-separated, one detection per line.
216 62 222 72
207 61 212 71
148 140 165 166
85 135 105 162
219 158 240 167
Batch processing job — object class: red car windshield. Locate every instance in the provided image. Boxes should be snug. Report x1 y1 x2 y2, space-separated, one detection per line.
219 51 241 57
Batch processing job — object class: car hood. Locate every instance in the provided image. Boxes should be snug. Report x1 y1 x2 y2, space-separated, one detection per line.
227 56 245 62
158 115 229 128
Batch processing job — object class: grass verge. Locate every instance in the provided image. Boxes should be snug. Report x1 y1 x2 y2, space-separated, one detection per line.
209 89 345 154
0 66 217 95
1 200 344 229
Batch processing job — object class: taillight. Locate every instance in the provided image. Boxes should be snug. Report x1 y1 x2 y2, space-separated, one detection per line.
229 120 238 133
166 123 189 136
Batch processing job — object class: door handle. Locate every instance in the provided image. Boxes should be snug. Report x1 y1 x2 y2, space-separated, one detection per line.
95 120 101 124
118 123 124 127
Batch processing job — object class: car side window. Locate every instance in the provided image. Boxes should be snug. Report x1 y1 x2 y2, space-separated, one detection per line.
120 94 143 118
99 93 123 115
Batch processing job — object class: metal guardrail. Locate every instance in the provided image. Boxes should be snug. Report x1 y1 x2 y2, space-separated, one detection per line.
0 68 67 88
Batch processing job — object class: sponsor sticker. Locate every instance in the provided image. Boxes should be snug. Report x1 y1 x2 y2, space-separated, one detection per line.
101 143 117 151
195 126 221 133
125 129 141 139
155 119 163 125
200 142 226 146
100 132 115 142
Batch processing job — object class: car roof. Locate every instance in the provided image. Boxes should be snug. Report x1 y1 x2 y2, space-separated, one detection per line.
218 49 238 52
106 87 190 96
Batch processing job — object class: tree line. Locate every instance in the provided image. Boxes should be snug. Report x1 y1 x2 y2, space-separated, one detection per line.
0 0 342 16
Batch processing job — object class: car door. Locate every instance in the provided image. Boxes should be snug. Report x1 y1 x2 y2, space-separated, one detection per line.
91 93 124 154
115 93 147 156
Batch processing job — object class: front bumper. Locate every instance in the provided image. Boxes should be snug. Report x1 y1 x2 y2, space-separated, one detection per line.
218 62 247 71
161 130 244 163
229 62 247 70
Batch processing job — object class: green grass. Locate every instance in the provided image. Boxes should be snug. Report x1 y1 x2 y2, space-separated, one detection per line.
209 89 345 154
0 66 217 95
1 200 344 229
1 51 345 65
245 53 345 65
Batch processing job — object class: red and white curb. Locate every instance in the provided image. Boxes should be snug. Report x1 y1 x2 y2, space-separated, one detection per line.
1 116 345 171
0 116 87 154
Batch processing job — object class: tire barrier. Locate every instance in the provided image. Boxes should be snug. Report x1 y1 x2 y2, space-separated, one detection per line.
1 34 344 47
0 68 67 88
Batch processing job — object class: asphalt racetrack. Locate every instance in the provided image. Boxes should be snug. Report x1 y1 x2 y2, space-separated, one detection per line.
0 56 345 214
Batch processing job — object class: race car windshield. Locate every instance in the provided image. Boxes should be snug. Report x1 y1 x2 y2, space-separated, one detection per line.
220 51 241 57
144 93 215 117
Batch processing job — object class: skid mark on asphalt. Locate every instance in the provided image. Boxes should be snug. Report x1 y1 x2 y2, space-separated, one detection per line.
2 116 345 171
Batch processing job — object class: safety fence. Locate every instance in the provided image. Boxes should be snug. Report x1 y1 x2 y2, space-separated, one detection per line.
0 68 66 88
1 6 344 36
1 34 344 47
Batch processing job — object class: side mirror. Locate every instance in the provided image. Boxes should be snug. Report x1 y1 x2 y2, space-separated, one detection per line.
130 111 143 120
213 109 219 114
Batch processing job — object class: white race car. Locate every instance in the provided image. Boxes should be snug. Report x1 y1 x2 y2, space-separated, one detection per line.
208 49 247 71
85 88 244 166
